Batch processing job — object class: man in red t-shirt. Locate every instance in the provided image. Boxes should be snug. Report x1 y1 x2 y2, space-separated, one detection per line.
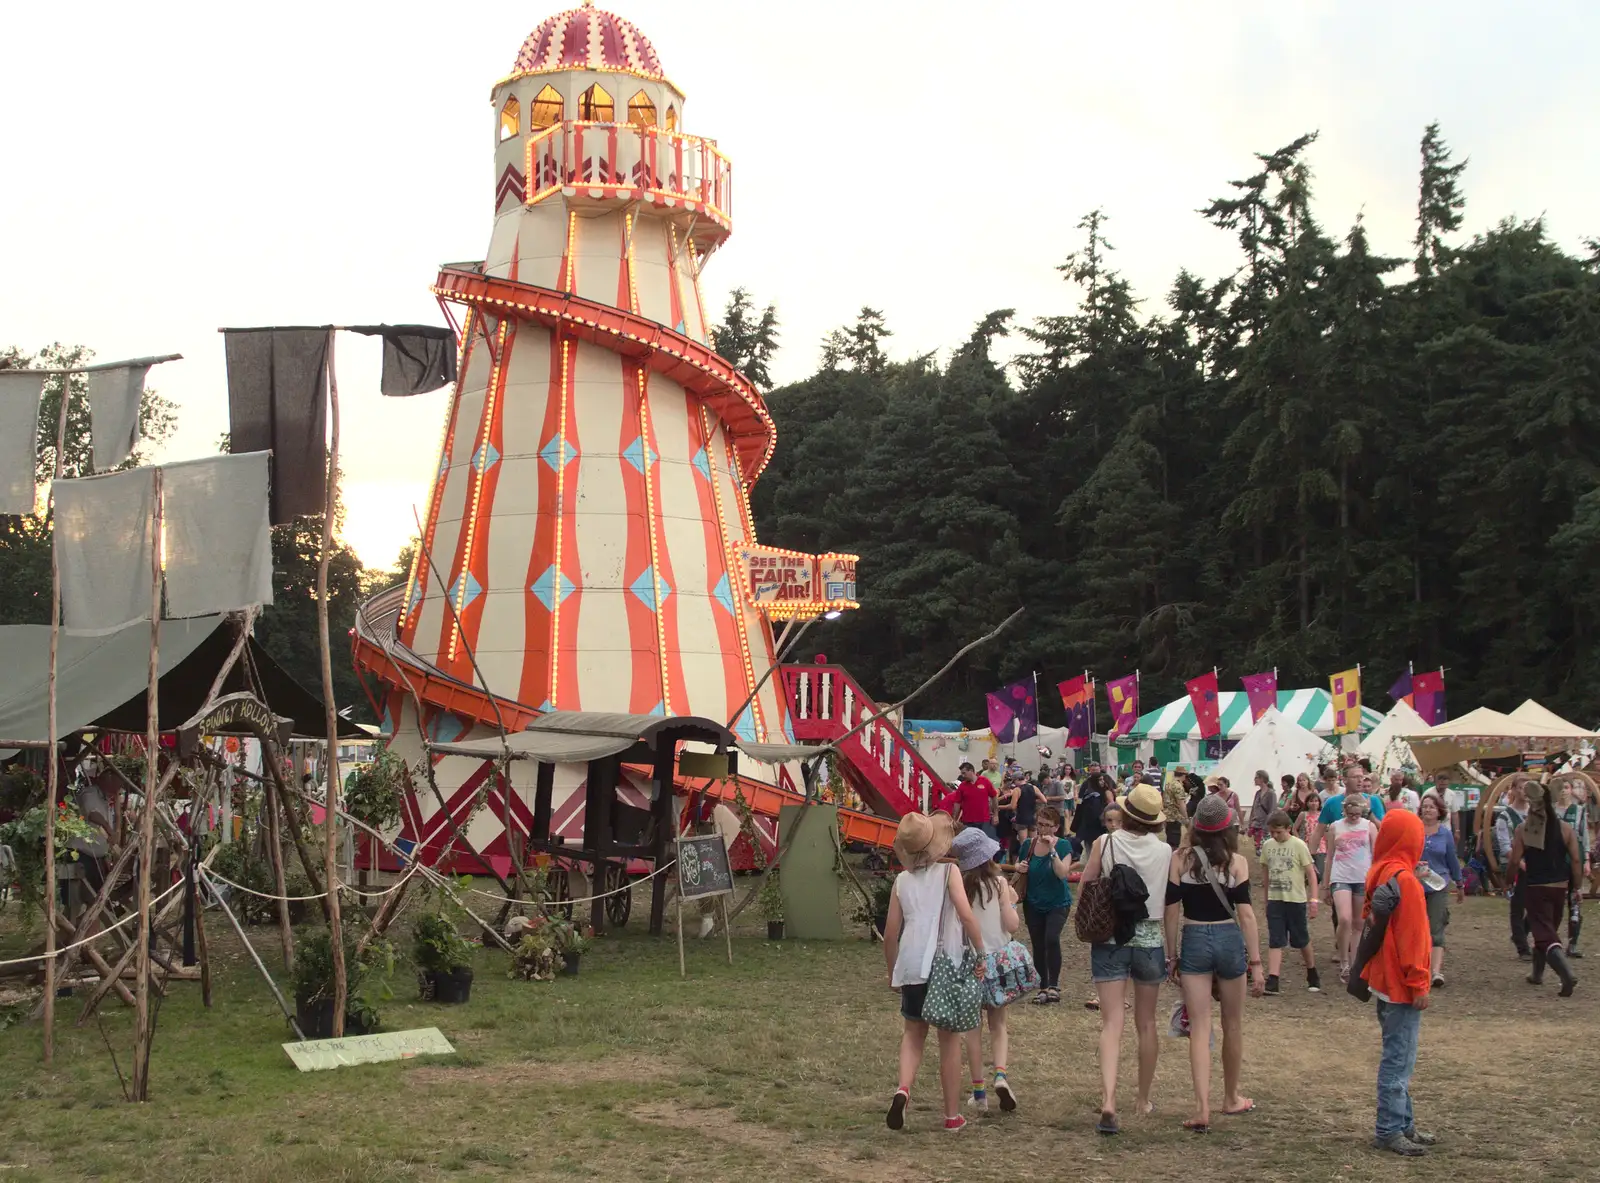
939 763 999 838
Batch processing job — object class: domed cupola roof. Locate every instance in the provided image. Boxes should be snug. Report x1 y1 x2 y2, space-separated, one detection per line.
507 3 669 84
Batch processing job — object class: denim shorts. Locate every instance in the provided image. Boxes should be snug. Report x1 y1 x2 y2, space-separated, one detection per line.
1090 942 1166 984
1267 900 1310 949
1179 922 1246 979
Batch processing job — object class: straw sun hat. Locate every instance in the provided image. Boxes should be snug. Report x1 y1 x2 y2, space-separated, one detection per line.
1121 783 1164 827
893 810 955 869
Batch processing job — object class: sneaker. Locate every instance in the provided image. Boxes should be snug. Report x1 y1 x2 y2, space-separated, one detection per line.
1432 975 1445 990
968 1089 989 1112
993 1075 1017 1112
1518 948 1533 962
1404 1127 1439 1146
1372 1132 1428 1156
1263 975 1280 995
1306 968 1322 992
886 1089 908 1131
944 1115 967 1132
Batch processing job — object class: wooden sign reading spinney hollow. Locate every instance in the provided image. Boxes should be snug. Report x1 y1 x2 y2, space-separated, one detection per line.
176 691 294 756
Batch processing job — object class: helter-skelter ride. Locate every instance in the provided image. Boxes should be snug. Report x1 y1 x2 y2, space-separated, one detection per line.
350 3 962 935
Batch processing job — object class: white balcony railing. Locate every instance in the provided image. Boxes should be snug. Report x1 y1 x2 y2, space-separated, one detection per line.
524 122 732 233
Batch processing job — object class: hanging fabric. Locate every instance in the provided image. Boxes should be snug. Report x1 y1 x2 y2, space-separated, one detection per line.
162 451 275 618
0 371 45 514
87 363 151 471
348 325 457 397
222 328 329 524
53 467 157 634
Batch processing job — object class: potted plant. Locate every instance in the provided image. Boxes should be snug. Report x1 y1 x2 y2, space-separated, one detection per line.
508 914 560 981
851 874 895 940
758 870 785 940
558 921 593 975
412 912 475 1004
290 929 395 1039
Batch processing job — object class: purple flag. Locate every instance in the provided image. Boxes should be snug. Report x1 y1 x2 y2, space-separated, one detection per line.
1106 674 1139 739
1058 675 1094 749
1241 671 1278 722
1412 670 1446 725
986 678 1038 744
1388 668 1413 705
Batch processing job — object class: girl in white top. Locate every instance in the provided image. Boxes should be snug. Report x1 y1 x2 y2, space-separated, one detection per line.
883 812 986 1133
952 827 1021 1113
1324 794 1378 981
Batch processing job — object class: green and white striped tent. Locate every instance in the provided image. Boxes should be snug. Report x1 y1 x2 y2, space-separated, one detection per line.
1128 688 1383 742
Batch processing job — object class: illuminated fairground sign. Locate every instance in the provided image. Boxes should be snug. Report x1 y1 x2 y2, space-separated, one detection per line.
735 544 860 620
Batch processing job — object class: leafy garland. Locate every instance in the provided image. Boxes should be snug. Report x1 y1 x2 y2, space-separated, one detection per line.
0 802 100 923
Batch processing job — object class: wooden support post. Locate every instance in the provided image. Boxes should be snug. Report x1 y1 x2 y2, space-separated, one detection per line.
41 367 73 1064
721 895 733 965
585 759 617 937
131 468 163 1102
57 916 136 1009
649 741 676 937
316 330 348 1037
196 868 305 1041
194 870 213 1008
261 774 295 973
676 898 685 978
533 761 554 842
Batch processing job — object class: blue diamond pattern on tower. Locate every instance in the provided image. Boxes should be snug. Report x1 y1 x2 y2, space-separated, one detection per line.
471 441 501 473
530 565 576 611
427 711 467 743
734 707 757 743
622 436 659 473
448 571 483 610
437 452 451 479
649 699 665 716
540 436 576 471
406 579 423 615
712 573 735 616
630 565 672 610
691 447 712 482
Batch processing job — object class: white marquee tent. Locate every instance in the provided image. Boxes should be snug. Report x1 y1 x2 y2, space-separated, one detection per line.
1212 708 1336 809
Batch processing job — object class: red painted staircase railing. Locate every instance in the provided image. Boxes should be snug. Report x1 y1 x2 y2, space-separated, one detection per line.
778 663 947 819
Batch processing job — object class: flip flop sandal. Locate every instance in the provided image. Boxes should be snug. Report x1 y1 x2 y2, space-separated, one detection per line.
1096 1111 1120 1136
1223 1102 1256 1116
1183 1120 1209 1134
1084 998 1100 1012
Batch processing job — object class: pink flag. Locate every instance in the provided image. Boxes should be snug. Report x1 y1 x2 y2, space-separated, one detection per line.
1241 671 1278 722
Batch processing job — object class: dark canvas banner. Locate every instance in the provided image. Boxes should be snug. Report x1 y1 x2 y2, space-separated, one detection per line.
349 325 457 397
223 328 329 524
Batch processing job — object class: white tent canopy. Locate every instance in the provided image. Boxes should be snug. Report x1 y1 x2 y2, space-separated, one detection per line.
1403 706 1600 771
1507 699 1594 737
1212 708 1335 810
1359 700 1429 776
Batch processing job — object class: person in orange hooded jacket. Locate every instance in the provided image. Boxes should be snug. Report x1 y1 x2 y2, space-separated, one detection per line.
1359 809 1435 1156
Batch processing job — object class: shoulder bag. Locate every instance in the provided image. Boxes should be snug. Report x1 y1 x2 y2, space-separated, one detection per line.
1073 835 1118 945
921 866 983 1032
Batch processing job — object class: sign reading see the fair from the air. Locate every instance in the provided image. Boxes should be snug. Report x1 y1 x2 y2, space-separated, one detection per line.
735 543 860 620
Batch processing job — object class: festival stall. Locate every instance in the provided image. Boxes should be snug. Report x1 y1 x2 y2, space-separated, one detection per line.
1403 706 1600 771
1210 708 1334 808
1358 699 1430 776
1126 688 1383 765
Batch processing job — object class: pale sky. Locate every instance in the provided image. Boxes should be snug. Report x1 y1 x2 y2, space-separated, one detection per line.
3 1 1595 568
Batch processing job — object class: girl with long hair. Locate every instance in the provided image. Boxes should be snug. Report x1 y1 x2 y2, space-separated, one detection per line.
1417 792 1462 988
1326 794 1378 982
952 827 1022 1113
1164 795 1264 1133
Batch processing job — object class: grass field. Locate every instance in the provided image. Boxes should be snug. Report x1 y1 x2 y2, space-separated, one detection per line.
1 884 1596 1182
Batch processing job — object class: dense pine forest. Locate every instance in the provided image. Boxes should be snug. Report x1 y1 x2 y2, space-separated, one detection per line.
723 126 1600 728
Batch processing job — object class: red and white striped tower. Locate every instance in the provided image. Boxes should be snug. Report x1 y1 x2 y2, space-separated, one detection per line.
353 6 863 871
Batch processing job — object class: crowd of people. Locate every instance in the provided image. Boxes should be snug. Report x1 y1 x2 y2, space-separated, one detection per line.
883 751 1595 1154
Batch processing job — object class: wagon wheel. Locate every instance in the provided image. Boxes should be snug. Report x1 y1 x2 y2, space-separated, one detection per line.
604 863 632 929
1476 773 1522 875
550 865 575 920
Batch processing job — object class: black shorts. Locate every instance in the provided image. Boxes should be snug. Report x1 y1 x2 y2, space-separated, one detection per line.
899 981 929 1021
1267 900 1310 949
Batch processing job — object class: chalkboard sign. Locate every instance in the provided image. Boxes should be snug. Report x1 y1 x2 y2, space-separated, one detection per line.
676 835 734 899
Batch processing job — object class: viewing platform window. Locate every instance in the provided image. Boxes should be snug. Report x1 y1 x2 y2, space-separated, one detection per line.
665 105 678 133
580 83 614 123
499 96 520 142
531 84 563 130
627 91 657 128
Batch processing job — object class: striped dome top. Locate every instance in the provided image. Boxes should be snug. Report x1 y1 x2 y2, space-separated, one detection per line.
509 4 667 82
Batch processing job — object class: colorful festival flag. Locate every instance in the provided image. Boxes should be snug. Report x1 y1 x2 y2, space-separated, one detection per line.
1185 671 1222 739
986 678 1039 743
1057 674 1094 749
1411 669 1446 726
1330 667 1363 734
1240 670 1278 722
1388 667 1414 708
1107 674 1139 739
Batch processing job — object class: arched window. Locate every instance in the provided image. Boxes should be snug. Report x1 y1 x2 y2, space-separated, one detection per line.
579 83 614 123
664 105 678 133
499 96 520 142
530 84 563 130
627 90 657 128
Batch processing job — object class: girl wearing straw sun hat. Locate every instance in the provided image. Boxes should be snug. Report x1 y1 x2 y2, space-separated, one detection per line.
882 811 989 1132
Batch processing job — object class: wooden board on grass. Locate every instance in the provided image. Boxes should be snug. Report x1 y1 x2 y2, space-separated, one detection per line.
283 1026 455 1072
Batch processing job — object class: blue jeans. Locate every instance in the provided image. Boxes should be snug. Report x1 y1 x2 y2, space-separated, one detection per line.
1375 999 1422 1139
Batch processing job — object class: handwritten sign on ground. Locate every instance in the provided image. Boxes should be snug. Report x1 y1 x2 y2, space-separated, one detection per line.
282 1026 455 1072
675 834 734 900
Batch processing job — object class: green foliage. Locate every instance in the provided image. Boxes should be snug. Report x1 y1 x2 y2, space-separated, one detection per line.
411 912 475 975
290 928 396 1030
757 868 783 921
0 766 45 815
711 287 781 388
507 912 592 980
0 802 99 920
343 744 408 830
754 123 1600 725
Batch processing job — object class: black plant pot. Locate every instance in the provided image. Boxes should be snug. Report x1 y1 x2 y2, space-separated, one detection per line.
561 951 581 976
425 967 474 1004
873 910 889 937
766 920 785 940
294 996 375 1041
